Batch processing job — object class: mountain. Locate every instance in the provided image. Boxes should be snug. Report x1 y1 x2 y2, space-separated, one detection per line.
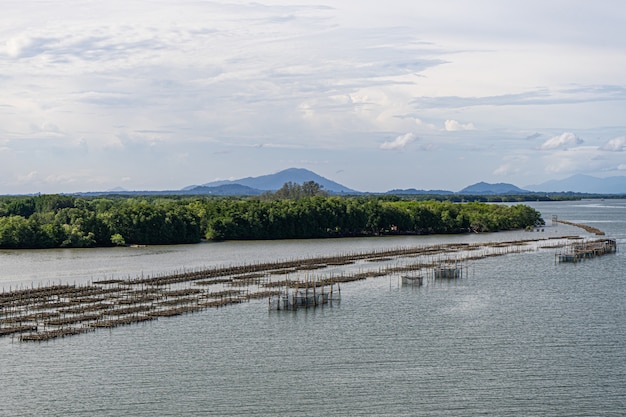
458 182 529 195
107 186 128 192
193 168 359 194
84 170 626 198
386 188 453 195
182 184 263 195
526 174 626 194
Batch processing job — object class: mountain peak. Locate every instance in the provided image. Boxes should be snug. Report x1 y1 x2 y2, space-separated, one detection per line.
458 182 529 194
192 167 359 194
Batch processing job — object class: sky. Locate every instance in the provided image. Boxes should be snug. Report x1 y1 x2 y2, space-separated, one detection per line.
1 0 626 194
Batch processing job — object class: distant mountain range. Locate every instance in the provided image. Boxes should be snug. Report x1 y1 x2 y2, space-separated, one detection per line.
385 188 453 195
458 182 529 195
393 175 626 195
183 169 625 195
386 182 530 196
181 183 264 196
79 168 626 197
184 168 358 194
525 174 626 194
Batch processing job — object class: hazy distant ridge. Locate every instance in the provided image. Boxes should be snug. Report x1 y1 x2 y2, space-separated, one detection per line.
184 170 626 196
526 174 626 194
91 169 626 197
189 168 358 194
458 182 529 195
386 188 453 195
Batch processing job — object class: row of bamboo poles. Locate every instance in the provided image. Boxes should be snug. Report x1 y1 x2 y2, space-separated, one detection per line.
0 235 610 342
556 238 617 263
554 219 605 235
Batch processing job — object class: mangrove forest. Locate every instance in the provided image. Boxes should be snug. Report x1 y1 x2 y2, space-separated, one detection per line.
0 191 544 249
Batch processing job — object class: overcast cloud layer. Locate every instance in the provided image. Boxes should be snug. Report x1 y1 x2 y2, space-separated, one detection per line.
2 0 626 193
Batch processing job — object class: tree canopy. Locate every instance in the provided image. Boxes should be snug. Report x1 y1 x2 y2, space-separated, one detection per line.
0 186 544 248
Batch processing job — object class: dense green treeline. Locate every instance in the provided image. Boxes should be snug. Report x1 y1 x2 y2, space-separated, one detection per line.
0 194 544 249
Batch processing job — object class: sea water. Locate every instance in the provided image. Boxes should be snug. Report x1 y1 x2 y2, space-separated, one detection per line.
1 200 624 416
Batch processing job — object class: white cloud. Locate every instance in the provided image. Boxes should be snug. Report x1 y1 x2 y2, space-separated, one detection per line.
538 145 610 176
414 118 438 130
380 133 418 150
493 165 508 175
493 164 518 176
544 156 576 173
5 35 34 58
44 173 80 185
539 132 583 150
492 153 531 177
1 1 626 193
17 171 39 183
600 136 626 152
444 120 476 131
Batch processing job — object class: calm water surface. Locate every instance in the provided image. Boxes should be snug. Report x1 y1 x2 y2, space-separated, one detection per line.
1 200 625 416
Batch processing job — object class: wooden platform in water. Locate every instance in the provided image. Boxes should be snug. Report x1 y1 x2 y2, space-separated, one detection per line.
1 235 614 342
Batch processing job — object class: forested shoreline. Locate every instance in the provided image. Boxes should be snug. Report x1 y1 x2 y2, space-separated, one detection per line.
0 193 544 249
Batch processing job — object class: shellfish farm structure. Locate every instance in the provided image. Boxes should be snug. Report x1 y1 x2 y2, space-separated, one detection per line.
1 233 617 342
268 279 341 311
556 238 617 263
